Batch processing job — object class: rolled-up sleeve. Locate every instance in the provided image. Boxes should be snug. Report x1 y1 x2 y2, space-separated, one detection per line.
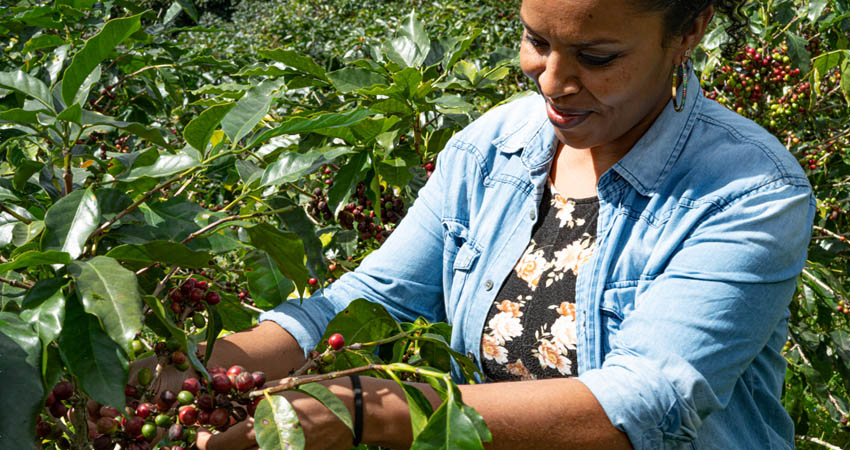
259 146 453 357
578 181 815 449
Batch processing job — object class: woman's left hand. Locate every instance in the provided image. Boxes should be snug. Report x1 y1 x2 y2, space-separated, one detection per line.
195 379 355 450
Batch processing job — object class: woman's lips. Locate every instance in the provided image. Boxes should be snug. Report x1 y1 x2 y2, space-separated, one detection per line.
546 102 591 129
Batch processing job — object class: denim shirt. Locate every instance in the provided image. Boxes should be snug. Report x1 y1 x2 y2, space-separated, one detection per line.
260 70 815 449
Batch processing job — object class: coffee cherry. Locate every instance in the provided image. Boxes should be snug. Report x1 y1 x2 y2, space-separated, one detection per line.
177 390 195 406
181 377 201 396
175 360 190 371
189 288 204 302
180 279 196 294
97 417 118 434
99 406 120 419
252 371 267 389
171 351 187 366
235 372 255 392
168 423 184 441
125 384 139 398
328 333 345 350
197 392 213 411
158 390 177 410
196 280 209 291
136 402 154 419
211 373 233 393
87 399 101 419
178 405 198 425
44 391 55 408
124 416 145 436
198 409 211 425
154 413 171 427
204 291 221 305
232 406 248 422
170 301 182 315
322 352 336 364
141 422 157 440
53 381 73 401
93 435 113 450
308 277 318 286
209 408 229 428
36 420 52 438
226 365 245 377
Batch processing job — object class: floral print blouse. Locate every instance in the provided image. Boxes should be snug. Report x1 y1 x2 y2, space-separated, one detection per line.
481 182 599 381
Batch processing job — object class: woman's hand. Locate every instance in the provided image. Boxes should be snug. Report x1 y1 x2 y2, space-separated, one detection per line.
196 379 355 450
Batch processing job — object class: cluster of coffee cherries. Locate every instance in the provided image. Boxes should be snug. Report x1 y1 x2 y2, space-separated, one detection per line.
835 300 850 315
306 333 346 374
337 182 405 242
84 365 268 450
36 381 75 448
705 45 806 130
167 277 221 324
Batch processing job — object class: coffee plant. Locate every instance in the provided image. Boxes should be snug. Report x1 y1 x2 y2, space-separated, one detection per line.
0 0 848 449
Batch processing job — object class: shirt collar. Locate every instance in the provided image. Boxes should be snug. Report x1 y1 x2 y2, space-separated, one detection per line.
492 65 703 196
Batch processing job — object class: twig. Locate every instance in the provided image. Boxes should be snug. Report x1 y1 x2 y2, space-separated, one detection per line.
63 151 73 196
0 275 33 289
0 201 32 224
789 337 848 417
88 171 189 241
796 435 842 450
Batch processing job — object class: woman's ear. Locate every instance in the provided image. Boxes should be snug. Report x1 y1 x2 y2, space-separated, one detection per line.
675 5 715 64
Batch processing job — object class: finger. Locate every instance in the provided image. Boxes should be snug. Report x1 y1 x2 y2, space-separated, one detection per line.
195 419 256 450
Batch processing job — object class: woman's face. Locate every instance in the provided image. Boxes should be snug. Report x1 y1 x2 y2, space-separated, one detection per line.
519 0 686 154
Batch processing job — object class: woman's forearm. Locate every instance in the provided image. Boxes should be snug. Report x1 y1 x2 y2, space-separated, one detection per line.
362 377 631 450
204 320 307 381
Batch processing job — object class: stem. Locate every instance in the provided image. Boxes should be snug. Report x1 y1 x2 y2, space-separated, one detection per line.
63 151 73 196
0 201 32 224
87 171 191 241
179 206 295 245
789 335 848 417
0 275 33 289
795 435 843 450
69 383 89 449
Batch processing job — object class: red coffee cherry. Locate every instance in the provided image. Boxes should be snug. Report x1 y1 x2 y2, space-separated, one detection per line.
211 373 233 394
52 381 73 401
235 372 255 392
181 377 201 396
329 333 345 350
209 408 229 428
178 405 198 425
124 416 145 437
136 402 154 419
96 417 118 434
204 291 221 305
226 365 245 377
251 371 267 389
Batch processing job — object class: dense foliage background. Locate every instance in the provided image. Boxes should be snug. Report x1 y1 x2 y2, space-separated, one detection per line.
1 0 849 449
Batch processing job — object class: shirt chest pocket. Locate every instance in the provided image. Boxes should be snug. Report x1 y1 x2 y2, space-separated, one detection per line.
443 221 483 310
599 285 637 362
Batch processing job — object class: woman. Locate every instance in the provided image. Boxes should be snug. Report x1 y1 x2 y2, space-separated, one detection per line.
182 0 815 448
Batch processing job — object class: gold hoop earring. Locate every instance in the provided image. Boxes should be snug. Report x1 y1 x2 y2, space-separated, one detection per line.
672 49 691 112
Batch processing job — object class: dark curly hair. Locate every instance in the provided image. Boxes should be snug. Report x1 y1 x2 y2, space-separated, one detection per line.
632 0 749 57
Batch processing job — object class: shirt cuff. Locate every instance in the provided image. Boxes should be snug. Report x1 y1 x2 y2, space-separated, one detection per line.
258 295 336 359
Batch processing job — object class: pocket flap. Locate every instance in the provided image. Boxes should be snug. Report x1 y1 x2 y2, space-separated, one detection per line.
453 242 480 271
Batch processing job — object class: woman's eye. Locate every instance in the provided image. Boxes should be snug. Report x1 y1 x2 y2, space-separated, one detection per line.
524 33 547 49
579 53 617 66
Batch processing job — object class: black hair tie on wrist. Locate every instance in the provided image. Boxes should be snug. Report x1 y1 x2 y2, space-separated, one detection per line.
349 374 363 446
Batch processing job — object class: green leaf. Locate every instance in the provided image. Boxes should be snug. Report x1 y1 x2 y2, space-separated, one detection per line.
259 48 328 81
246 223 310 297
0 108 42 124
12 220 45 247
293 382 354 433
327 151 369 215
247 109 375 150
216 293 257 332
176 0 199 22
106 241 212 268
221 79 286 145
0 313 43 450
245 250 295 310
327 67 387 94
61 13 143 106
68 256 144 354
184 103 235 152
20 278 66 345
399 383 434 438
57 297 128 410
123 146 200 181
412 388 485 450
0 250 70 273
254 395 306 450
841 58 850 105
384 11 431 68
204 305 223 364
260 147 354 187
379 158 413 189
320 298 400 348
85 118 169 147
808 0 828 22
0 70 52 111
785 31 811 73
22 34 66 54
56 102 82 124
41 188 100 260
270 196 327 280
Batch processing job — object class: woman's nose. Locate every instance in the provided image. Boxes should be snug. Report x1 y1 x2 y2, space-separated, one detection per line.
536 52 581 99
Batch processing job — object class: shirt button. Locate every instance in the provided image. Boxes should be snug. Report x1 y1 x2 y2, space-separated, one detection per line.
529 210 536 220
484 280 493 291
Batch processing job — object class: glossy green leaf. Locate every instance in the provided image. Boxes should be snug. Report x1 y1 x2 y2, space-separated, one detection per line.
808 0 828 22
293 382 354 433
22 34 66 54
320 298 400 348
270 196 327 280
55 0 96 9
85 118 169 147
260 147 354 187
0 250 70 273
0 108 41 124
254 395 306 450
176 0 199 22
327 67 386 94
71 64 101 107
0 313 43 450
68 256 144 354
61 13 143 105
785 31 811 73
379 158 413 189
247 109 374 150
327 151 370 215
20 278 66 345
184 103 235 151
399 383 434 438
411 388 485 450
841 58 850 104
384 11 430 68
216 292 257 332
0 70 52 110
245 250 294 310
56 102 82 124
12 220 44 247
246 223 310 296
56 297 128 410
221 79 285 145
106 241 211 268
259 48 328 81
41 188 100 260
123 147 200 181
204 305 223 364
